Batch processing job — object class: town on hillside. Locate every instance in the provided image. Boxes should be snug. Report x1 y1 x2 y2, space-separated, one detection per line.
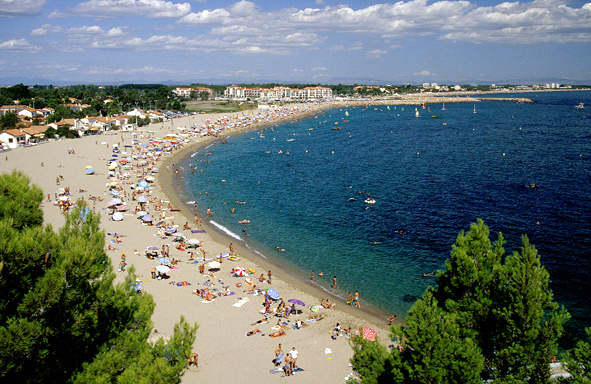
0 82 587 150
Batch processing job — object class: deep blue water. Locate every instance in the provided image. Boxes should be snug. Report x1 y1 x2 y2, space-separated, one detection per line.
177 92 591 340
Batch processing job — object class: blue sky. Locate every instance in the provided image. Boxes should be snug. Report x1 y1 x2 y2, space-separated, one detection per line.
0 0 590 84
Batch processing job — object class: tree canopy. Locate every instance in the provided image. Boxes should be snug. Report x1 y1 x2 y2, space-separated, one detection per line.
350 219 575 383
0 171 197 383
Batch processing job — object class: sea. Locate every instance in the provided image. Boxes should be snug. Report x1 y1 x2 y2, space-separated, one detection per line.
176 91 591 343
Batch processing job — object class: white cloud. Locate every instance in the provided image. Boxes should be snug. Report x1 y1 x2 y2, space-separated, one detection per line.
312 66 328 71
0 0 45 16
107 27 124 36
367 49 387 58
47 9 64 18
0 38 40 52
414 70 434 76
181 0 591 44
74 0 191 18
31 24 61 36
69 25 105 34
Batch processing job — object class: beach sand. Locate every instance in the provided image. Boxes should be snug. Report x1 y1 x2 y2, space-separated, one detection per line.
0 106 392 383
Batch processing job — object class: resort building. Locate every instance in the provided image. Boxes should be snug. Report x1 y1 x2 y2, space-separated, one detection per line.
224 85 332 101
173 87 215 98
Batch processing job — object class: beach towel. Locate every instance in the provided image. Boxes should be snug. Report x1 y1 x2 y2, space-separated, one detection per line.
192 229 206 233
269 368 283 374
232 298 249 307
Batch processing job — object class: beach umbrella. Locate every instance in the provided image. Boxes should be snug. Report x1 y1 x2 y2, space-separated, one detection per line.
136 210 147 217
288 299 305 307
112 212 124 221
207 261 221 270
141 215 153 222
157 257 171 265
138 180 149 189
362 327 377 341
266 288 280 300
84 168 94 174
232 266 247 277
145 175 155 182
164 227 177 235
107 198 122 207
156 265 170 274
57 187 65 195
109 162 118 170
137 195 147 203
187 238 200 245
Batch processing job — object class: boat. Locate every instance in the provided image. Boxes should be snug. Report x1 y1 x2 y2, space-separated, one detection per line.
473 105 477 114
286 138 296 142
415 108 420 118
575 102 584 109
331 126 342 131
364 198 376 205
442 103 446 111
345 110 349 116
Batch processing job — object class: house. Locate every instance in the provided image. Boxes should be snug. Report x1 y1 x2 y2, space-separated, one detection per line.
0 129 29 149
17 106 35 119
21 125 48 142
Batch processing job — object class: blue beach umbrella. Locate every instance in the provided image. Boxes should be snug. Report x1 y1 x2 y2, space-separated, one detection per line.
157 257 171 265
84 168 94 175
137 195 148 203
266 288 280 300
138 180 149 189
141 214 153 222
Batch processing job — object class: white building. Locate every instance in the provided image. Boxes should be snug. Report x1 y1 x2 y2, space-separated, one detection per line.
224 85 332 101
0 129 29 149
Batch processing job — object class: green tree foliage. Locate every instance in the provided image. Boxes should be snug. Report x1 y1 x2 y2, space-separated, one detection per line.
0 112 19 129
351 219 571 383
199 91 209 101
563 327 591 383
0 172 197 383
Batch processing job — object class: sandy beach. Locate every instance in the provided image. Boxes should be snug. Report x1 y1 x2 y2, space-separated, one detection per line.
0 104 391 383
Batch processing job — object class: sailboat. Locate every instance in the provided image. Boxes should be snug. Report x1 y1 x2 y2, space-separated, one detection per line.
473 105 477 114
415 108 420 118
441 103 446 111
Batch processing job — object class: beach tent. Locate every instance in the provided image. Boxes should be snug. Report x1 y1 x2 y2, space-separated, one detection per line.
112 212 124 221
156 265 170 274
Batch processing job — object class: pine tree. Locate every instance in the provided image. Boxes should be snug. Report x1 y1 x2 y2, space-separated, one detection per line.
563 327 591 383
0 172 197 383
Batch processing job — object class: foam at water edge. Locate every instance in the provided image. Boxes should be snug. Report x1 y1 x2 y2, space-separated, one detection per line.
210 220 242 240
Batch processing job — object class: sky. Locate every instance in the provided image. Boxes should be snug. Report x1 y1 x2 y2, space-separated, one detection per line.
0 0 590 85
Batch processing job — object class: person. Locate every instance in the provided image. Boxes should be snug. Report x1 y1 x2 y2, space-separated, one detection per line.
332 275 337 289
289 347 298 369
422 272 434 277
274 343 283 357
353 290 360 308
258 273 266 283
267 270 272 284
388 314 397 325
310 271 314 281
188 352 198 368
283 354 292 376
151 267 156 279
321 298 336 309
318 271 324 277
229 242 234 254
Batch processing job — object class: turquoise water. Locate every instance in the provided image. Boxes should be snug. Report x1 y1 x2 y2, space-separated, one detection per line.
177 92 591 339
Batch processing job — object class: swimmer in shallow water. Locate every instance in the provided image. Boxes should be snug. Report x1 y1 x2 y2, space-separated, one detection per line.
422 272 435 277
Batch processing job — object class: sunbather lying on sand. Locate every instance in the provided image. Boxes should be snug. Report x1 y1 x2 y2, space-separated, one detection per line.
269 329 286 337
321 298 336 309
246 329 261 336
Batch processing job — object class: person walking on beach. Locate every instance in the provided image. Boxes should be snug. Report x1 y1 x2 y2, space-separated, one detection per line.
353 290 360 308
332 275 337 289
267 270 272 284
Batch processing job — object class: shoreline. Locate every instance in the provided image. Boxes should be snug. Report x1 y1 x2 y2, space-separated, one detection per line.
157 128 395 329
